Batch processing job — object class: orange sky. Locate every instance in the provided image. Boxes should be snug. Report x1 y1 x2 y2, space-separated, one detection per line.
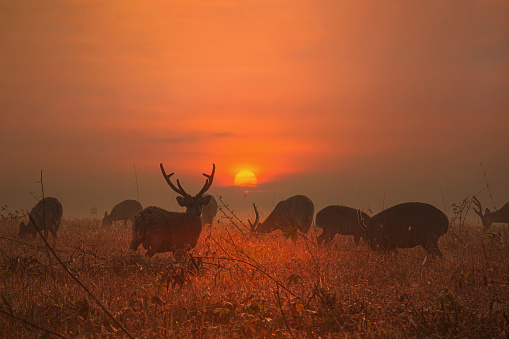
1 0 508 219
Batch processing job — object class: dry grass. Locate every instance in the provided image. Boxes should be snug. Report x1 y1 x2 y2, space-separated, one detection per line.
0 215 508 338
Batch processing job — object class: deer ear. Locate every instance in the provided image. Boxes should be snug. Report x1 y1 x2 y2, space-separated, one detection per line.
176 196 186 207
202 195 212 206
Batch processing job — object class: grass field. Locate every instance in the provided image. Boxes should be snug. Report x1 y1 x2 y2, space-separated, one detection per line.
0 211 508 338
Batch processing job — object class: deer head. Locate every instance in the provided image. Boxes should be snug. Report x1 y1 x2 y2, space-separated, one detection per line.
160 163 215 218
472 196 492 230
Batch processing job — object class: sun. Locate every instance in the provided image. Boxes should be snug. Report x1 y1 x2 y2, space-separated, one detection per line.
234 170 257 187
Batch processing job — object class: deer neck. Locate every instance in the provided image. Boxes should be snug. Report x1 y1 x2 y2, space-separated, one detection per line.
184 211 203 227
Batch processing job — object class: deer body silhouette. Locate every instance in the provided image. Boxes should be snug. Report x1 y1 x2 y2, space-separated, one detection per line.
249 195 314 234
316 205 370 245
359 202 449 257
130 163 215 257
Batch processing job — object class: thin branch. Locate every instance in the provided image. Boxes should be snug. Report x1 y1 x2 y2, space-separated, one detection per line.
274 284 295 339
480 161 496 209
30 172 133 339
438 182 448 215
196 253 297 297
0 308 67 339
38 170 56 281
216 195 248 236
0 294 14 315
133 162 140 203
353 182 362 208
0 236 36 248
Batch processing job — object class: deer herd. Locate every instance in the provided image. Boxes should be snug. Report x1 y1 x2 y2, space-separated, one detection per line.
16 163 509 259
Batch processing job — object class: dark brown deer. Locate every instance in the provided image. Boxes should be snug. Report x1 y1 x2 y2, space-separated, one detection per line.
472 196 509 231
316 205 370 245
103 199 143 227
19 197 63 239
201 194 217 226
358 202 449 257
248 195 314 234
130 163 215 257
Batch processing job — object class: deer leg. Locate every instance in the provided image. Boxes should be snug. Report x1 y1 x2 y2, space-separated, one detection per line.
353 235 360 246
317 230 330 245
129 234 141 251
130 241 139 251
423 239 443 258
49 224 57 238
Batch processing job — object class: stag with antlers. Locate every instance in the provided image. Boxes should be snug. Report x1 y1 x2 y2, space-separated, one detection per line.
130 163 215 257
472 196 509 231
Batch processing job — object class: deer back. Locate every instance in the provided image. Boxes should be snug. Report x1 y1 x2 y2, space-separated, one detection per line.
257 195 314 233
19 197 63 238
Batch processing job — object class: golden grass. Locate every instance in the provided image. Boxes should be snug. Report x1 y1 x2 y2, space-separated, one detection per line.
0 217 508 338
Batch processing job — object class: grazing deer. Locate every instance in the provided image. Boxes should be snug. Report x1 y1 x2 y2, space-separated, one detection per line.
472 196 509 231
248 195 314 234
358 202 449 257
19 197 63 239
316 205 370 245
130 163 215 257
103 199 143 227
201 194 218 226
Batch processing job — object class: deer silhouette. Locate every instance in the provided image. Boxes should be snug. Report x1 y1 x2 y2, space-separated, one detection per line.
472 196 509 231
130 163 215 257
249 195 314 234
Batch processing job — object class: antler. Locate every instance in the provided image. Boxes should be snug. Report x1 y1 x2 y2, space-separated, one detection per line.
472 196 483 217
160 163 215 197
197 163 215 196
357 209 367 230
160 163 189 197
248 203 260 232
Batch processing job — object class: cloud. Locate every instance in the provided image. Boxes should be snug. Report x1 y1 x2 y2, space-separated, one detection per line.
210 132 235 138
148 136 200 144
145 132 234 145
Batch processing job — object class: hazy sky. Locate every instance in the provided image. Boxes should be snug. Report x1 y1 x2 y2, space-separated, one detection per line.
1 0 508 222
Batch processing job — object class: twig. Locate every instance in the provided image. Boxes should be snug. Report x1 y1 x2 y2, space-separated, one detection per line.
133 162 140 203
438 182 448 215
401 293 428 327
274 284 295 339
217 206 246 236
197 253 298 297
216 195 248 236
0 236 36 248
207 235 250 279
304 282 320 309
481 241 494 284
297 230 323 308
30 172 134 338
37 171 56 281
224 230 258 264
0 308 67 339
480 161 496 209
216 195 249 230
353 182 362 208
0 294 14 315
